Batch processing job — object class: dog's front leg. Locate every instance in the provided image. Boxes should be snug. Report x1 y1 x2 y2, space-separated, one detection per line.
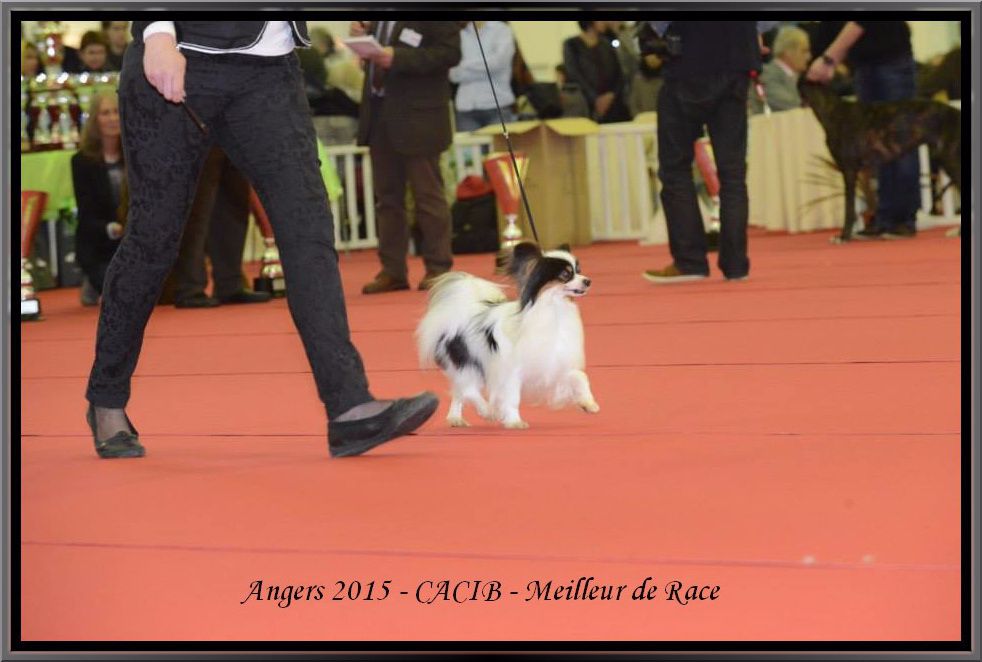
833 169 859 243
568 370 600 413
494 370 528 429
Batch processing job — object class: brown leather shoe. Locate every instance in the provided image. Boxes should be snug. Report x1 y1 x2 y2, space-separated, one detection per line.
362 272 410 295
418 271 449 291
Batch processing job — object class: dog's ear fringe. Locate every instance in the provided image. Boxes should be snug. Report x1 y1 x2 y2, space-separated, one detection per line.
506 242 541 279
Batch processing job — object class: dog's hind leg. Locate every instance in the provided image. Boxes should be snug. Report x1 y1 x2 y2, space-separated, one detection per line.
446 390 468 427
446 369 487 427
567 370 600 414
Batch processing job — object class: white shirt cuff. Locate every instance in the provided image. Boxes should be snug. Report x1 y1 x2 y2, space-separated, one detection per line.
143 21 177 41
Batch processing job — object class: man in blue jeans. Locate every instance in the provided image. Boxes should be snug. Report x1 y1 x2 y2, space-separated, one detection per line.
643 21 776 284
806 21 920 239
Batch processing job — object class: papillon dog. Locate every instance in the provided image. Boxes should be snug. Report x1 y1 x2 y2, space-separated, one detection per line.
416 242 599 429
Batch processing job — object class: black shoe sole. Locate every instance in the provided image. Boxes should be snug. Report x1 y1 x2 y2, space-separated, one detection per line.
329 395 439 458
175 300 220 308
95 445 146 459
218 293 273 304
362 284 410 295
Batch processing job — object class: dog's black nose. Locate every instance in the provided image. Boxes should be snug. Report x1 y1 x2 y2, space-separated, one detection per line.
583 278 592 287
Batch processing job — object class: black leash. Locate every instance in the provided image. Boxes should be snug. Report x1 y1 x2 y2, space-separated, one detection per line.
472 20 539 245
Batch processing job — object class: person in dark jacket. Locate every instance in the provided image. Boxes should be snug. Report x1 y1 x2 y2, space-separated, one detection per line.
71 91 125 305
350 20 462 294
83 20 438 460
562 20 631 124
643 21 774 284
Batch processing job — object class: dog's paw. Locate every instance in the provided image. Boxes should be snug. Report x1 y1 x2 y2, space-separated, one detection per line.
447 416 470 428
579 400 600 414
503 420 530 430
476 405 494 420
829 235 846 245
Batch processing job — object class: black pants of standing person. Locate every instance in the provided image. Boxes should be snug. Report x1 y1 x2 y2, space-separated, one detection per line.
163 145 253 305
657 72 751 279
86 44 373 417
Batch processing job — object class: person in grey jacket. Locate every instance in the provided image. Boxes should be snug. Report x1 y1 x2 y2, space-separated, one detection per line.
750 26 812 114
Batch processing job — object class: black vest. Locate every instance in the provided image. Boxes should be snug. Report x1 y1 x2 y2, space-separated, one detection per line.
131 21 310 52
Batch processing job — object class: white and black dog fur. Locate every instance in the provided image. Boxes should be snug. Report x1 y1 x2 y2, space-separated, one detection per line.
416 242 599 429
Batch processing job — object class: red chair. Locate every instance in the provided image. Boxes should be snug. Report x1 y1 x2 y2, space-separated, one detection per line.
21 191 48 320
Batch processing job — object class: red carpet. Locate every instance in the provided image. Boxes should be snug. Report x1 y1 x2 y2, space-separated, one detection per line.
19 227 962 642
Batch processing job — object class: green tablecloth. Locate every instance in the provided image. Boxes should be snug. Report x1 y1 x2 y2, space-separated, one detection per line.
21 140 343 221
20 149 76 220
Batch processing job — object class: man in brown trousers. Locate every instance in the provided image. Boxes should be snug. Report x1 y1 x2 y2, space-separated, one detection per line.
350 20 461 294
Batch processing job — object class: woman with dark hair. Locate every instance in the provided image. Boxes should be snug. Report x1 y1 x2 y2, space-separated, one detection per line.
562 20 631 123
71 91 125 306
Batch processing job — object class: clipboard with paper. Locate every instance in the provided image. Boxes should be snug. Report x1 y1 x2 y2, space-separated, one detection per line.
342 35 384 58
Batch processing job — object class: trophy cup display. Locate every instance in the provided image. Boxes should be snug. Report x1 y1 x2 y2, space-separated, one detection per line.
483 151 529 273
21 191 48 321
248 188 286 298
693 137 721 252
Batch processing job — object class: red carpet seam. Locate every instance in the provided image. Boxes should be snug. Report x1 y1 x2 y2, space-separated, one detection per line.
21 539 959 573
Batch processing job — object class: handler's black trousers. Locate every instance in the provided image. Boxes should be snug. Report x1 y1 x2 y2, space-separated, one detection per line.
86 45 373 417
657 72 751 279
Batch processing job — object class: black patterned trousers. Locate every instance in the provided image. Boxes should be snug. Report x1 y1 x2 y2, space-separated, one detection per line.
86 44 373 417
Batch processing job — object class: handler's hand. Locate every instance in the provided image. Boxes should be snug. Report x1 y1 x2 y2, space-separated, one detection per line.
805 57 835 84
106 222 124 240
371 46 395 69
144 32 186 103
758 33 770 57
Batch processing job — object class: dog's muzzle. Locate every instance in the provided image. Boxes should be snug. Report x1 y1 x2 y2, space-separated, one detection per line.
567 277 591 297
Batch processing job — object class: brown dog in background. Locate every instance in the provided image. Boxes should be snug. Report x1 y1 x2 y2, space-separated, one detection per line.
798 81 961 243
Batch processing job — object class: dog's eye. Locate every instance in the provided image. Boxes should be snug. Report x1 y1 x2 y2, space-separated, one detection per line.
560 268 574 282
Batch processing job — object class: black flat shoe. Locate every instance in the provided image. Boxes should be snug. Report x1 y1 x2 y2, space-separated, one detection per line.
175 293 220 308
86 405 146 459
217 290 272 304
328 392 439 458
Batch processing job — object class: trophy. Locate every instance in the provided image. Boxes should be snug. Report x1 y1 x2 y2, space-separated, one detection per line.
77 87 93 130
57 92 77 149
31 92 52 148
248 188 286 297
21 192 48 321
47 94 64 148
39 21 65 77
693 136 721 252
483 151 529 272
